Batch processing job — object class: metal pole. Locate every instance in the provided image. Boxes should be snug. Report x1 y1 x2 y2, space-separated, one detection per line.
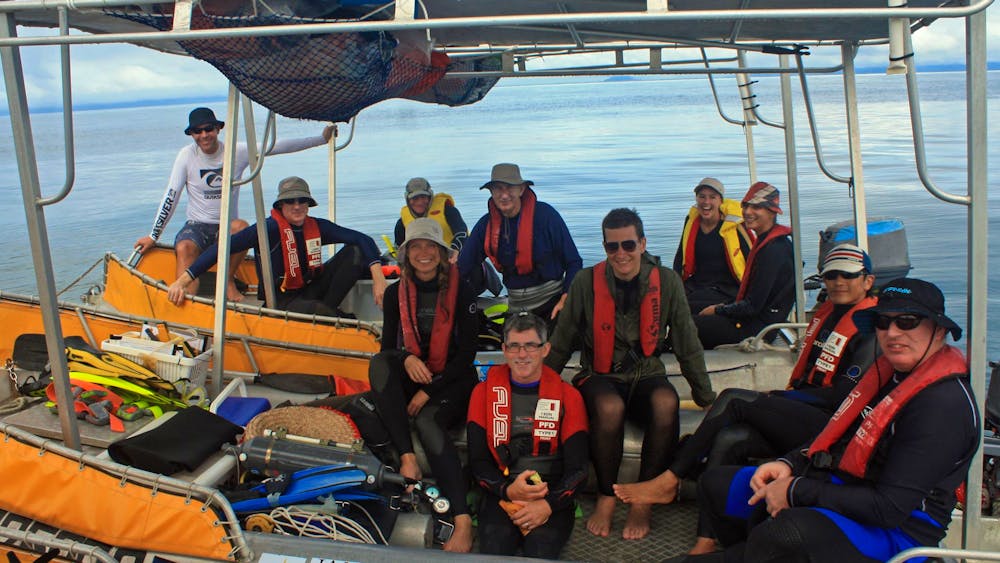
737 52 758 181
241 96 277 309
209 84 241 398
841 43 869 251
0 13 80 449
779 53 805 327
961 7 988 549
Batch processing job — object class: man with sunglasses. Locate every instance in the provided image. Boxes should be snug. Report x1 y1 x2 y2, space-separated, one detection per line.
136 107 335 303
545 208 713 540
167 176 386 315
693 181 794 349
677 277 979 563
616 243 879 554
459 163 582 323
467 312 589 558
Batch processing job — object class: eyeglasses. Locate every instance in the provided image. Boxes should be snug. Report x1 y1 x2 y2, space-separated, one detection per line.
489 183 521 193
189 126 216 135
823 270 865 281
603 240 639 253
874 313 926 331
281 197 312 206
504 342 544 353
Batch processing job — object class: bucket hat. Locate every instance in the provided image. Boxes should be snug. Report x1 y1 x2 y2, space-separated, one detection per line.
742 181 782 214
399 218 449 254
480 163 534 190
852 277 962 340
184 107 224 135
272 176 318 209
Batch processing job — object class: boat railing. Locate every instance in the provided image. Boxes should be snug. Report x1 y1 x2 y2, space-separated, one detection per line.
34 6 75 207
716 322 806 353
0 526 117 563
887 546 1000 563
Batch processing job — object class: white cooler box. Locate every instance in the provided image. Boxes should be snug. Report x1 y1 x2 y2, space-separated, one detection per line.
101 333 211 389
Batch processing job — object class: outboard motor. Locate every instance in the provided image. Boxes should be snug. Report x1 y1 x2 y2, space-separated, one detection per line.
818 217 911 287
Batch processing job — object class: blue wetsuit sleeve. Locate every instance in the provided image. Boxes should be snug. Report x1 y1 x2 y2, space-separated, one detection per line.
444 205 469 252
458 215 488 279
318 220 381 267
393 219 406 248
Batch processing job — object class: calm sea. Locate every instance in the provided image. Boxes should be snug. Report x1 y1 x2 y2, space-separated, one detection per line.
2 71 999 358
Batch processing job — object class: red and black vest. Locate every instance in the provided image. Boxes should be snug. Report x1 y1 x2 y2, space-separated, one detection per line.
787 296 878 389
270 209 322 291
398 264 460 373
806 345 967 478
484 187 536 275
735 224 792 301
592 262 660 374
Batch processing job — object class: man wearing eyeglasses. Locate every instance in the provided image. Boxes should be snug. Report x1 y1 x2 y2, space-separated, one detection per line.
459 163 582 323
694 181 795 349
677 278 979 563
136 107 335 303
545 208 713 540
467 312 589 558
616 243 879 555
167 176 386 314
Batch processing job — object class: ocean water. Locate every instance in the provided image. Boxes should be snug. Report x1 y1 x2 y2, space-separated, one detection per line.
1 71 999 359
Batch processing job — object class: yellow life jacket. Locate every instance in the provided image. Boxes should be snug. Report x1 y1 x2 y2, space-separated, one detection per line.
400 192 456 244
679 198 750 283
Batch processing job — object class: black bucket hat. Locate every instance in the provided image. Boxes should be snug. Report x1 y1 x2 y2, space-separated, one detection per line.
852 277 962 340
184 107 224 135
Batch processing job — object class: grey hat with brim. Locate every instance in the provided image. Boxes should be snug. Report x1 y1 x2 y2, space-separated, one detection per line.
852 277 962 340
184 107 224 135
272 176 318 209
398 217 449 254
695 177 725 197
405 177 433 200
480 163 534 190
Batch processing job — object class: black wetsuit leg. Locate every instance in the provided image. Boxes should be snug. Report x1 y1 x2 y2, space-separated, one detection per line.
693 314 746 350
743 508 880 563
627 376 680 482
412 391 471 516
477 495 575 557
577 376 627 496
367 350 417 454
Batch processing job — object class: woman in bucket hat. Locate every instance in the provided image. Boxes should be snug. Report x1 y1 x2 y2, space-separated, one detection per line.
367 218 480 552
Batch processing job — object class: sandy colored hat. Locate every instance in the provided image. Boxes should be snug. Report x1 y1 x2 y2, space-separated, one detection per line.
404 177 433 200
742 181 782 214
852 277 961 340
184 107 224 135
399 217 449 253
272 176 318 209
244 406 360 443
480 163 534 190
694 177 725 197
820 243 872 275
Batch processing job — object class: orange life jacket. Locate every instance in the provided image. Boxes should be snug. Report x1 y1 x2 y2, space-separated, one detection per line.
484 187 536 275
592 261 660 374
787 296 878 388
398 265 460 373
270 208 322 291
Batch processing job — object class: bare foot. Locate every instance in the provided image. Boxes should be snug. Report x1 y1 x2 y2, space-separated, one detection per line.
689 536 718 555
226 281 245 302
587 494 616 537
614 470 680 505
623 503 651 540
442 514 473 553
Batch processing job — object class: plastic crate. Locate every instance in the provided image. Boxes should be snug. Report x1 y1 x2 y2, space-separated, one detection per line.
101 335 211 388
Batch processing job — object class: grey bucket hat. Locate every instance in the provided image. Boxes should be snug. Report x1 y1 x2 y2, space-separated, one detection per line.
399 218 449 253
480 163 534 190
272 176 318 209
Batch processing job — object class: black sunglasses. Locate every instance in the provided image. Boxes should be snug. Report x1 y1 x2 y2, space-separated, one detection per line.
603 240 639 253
823 270 865 281
282 197 312 205
874 313 926 331
189 126 216 135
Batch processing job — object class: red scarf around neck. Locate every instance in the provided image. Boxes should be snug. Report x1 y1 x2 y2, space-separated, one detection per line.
484 187 536 275
270 208 322 291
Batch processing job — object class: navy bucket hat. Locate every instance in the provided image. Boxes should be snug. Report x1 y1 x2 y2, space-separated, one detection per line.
852 277 962 340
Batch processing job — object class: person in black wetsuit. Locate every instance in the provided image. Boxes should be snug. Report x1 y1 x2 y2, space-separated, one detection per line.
673 177 753 315
693 181 794 349
467 312 589 558
366 218 479 552
616 243 879 555
671 277 980 563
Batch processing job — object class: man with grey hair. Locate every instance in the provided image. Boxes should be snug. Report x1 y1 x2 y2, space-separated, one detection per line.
459 163 582 323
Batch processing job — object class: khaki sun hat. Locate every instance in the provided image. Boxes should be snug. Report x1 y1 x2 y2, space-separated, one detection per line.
399 217 448 253
480 163 534 190
272 176 318 209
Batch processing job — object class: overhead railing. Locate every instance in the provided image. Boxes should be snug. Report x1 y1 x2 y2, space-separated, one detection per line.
35 6 75 207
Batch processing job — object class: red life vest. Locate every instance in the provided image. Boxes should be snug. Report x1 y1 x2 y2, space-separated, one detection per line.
592 262 661 374
806 345 967 478
398 265 460 373
735 224 792 301
270 208 322 291
477 365 566 473
787 296 878 389
484 187 536 275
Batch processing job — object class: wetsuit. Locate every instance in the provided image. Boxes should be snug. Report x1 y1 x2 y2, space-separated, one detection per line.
186 216 379 315
459 197 581 321
697 345 979 562
368 276 479 519
547 253 713 497
693 226 794 349
467 367 589 558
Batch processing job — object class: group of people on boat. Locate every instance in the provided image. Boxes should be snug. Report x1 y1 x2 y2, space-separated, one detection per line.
140 107 979 560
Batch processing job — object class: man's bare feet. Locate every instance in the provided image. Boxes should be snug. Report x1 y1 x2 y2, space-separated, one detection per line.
226 280 245 302
442 514 473 552
689 536 718 554
587 494 616 537
614 470 680 505
623 503 651 540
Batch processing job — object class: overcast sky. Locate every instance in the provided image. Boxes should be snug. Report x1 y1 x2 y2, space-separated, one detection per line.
4 8 998 112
